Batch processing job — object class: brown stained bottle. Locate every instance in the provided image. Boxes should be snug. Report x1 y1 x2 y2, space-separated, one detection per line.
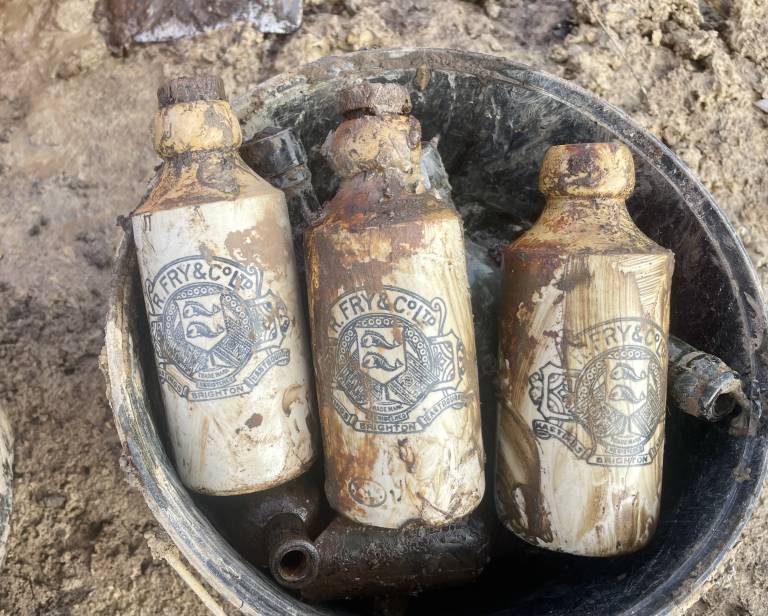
131 75 318 495
495 142 674 556
305 82 485 529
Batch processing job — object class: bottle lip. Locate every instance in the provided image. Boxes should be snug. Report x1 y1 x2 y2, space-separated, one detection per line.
157 75 226 108
538 141 635 198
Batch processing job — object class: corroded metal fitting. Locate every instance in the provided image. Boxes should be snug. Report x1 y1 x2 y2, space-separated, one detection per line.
157 74 226 108
336 81 412 116
241 127 308 179
668 336 749 422
539 142 635 198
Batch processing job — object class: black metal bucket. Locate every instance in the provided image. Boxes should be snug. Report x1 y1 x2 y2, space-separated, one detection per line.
104 48 768 615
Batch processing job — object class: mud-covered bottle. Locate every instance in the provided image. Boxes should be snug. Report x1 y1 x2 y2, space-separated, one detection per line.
495 142 673 556
305 82 485 528
131 75 318 495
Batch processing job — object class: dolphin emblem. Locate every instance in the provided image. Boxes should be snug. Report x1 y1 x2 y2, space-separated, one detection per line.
183 300 222 318
186 321 225 339
360 330 399 349
608 385 647 404
361 351 404 372
609 363 647 382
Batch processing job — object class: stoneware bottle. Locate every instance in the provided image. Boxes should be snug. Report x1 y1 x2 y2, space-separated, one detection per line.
305 82 485 528
131 75 318 495
495 142 673 556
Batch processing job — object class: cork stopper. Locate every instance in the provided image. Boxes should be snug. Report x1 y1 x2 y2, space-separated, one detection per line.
157 75 226 108
241 127 307 179
539 142 635 198
336 82 412 116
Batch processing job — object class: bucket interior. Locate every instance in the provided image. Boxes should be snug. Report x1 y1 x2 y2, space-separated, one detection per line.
121 50 768 616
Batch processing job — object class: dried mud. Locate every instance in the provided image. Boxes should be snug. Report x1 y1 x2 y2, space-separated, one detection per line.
1 0 767 614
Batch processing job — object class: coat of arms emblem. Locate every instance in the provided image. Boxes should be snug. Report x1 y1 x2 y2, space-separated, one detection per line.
329 286 467 434
145 255 291 401
529 318 666 466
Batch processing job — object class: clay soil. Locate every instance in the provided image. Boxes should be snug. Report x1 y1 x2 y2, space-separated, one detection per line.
1 0 768 614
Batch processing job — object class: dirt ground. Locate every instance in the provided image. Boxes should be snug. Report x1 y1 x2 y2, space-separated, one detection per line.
1 0 767 614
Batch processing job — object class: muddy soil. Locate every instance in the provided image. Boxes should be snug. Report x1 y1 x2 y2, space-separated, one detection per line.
1 0 767 614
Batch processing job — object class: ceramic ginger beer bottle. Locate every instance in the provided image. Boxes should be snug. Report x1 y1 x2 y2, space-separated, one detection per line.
495 142 673 556
131 75 318 495
305 82 485 528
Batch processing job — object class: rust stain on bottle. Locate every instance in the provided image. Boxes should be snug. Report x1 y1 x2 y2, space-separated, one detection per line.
496 142 673 556
305 82 485 529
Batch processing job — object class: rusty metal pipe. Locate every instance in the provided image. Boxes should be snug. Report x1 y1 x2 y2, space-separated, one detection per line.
266 512 320 589
299 511 490 601
668 335 749 422
199 467 323 569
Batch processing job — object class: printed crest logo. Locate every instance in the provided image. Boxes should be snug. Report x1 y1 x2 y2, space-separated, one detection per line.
177 293 226 351
529 318 666 467
145 255 291 401
329 286 467 434
356 326 406 384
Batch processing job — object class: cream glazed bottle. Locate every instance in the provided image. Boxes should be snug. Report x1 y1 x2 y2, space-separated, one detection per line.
305 82 485 529
495 142 673 556
131 75 318 495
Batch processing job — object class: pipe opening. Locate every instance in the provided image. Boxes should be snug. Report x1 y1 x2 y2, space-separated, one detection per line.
278 548 310 582
714 395 736 419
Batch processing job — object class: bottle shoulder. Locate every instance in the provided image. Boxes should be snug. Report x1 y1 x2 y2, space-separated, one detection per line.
506 198 671 258
506 232 672 257
133 154 281 216
307 192 460 237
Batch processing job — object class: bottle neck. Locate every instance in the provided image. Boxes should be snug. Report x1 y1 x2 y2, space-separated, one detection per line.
154 100 242 160
538 195 632 229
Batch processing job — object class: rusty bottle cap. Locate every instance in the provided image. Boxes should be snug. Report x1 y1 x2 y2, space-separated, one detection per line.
539 142 635 199
336 81 412 116
157 74 226 108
